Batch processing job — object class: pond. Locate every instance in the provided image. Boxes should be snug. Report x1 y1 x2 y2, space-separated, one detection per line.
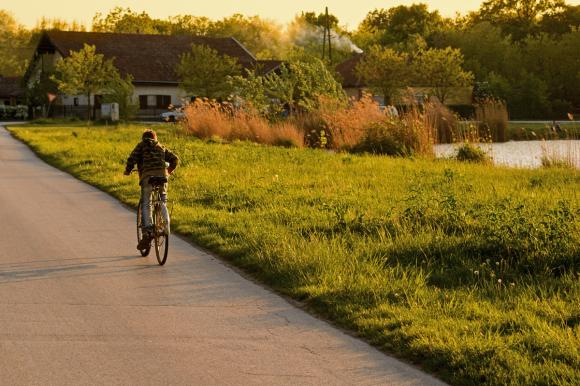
435 140 580 169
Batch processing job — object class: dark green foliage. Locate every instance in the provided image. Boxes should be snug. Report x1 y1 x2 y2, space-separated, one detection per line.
455 143 490 163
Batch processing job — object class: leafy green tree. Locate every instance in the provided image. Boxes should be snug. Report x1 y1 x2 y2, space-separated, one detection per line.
228 69 271 114
286 14 356 65
167 15 214 36
176 44 241 100
302 11 340 29
488 70 551 118
357 4 443 47
34 17 86 31
92 7 170 34
413 47 474 104
209 14 285 59
430 22 520 81
103 73 138 120
475 0 567 40
51 44 119 120
539 4 580 35
0 10 33 76
355 46 410 105
262 58 345 114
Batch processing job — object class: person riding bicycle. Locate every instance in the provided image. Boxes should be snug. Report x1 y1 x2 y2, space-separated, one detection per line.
124 129 179 250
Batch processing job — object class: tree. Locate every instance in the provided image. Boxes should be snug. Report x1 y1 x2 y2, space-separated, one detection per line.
176 44 241 100
167 15 214 36
92 7 169 34
355 46 410 105
228 69 271 114
51 44 119 120
261 58 345 115
286 14 356 65
413 47 474 104
539 4 580 35
302 11 339 29
0 10 33 76
103 73 138 120
209 14 285 59
430 22 519 81
475 0 567 40
357 4 443 46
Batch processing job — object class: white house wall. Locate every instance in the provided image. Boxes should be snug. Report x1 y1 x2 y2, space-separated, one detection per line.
135 85 188 107
58 85 187 108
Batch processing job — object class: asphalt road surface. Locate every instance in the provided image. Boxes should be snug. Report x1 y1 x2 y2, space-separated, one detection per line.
0 126 445 385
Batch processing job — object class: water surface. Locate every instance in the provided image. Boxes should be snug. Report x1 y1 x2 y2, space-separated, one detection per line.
435 140 580 168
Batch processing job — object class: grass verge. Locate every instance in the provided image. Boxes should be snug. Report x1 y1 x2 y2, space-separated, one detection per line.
8 124 580 385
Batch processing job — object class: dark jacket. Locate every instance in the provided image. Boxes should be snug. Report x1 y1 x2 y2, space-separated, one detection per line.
125 138 179 183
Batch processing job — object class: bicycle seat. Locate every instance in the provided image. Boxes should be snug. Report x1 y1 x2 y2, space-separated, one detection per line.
148 176 168 186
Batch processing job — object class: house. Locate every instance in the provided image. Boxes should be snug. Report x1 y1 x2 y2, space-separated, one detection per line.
0 76 25 106
25 31 282 119
335 54 473 107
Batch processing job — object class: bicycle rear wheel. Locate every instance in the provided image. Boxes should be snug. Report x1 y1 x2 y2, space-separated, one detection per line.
136 201 150 257
153 201 169 265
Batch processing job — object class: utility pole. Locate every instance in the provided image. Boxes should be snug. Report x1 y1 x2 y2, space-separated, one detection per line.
321 7 332 63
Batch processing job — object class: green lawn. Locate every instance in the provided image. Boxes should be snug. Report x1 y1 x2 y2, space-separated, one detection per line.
8 124 580 385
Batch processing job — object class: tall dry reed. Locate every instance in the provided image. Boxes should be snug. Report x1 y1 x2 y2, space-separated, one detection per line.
475 98 508 142
317 95 387 150
182 99 304 147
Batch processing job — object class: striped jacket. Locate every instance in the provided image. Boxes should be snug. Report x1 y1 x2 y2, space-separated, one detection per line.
125 138 179 183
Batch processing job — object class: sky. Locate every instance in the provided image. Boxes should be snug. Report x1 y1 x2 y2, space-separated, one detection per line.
4 0 496 31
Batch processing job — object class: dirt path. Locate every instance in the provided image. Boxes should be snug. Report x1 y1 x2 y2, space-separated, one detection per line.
0 126 445 385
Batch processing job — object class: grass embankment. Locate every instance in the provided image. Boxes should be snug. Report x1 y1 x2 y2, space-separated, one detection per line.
507 121 579 141
9 124 580 385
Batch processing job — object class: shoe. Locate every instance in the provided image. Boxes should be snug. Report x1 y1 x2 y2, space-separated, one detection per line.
136 226 153 250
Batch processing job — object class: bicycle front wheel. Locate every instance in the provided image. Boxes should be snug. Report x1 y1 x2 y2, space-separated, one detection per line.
153 202 169 265
137 201 150 257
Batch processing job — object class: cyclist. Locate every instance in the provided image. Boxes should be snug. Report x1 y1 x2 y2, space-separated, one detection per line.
124 129 179 250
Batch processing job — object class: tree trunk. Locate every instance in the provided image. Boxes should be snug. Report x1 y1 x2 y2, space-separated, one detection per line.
87 92 91 122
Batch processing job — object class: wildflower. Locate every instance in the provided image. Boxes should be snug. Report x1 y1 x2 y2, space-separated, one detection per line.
567 113 574 121
473 270 479 275
495 261 500 266
497 279 502 284
273 174 279 181
510 282 515 287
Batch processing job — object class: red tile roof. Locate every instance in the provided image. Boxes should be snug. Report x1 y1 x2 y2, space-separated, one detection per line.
37 31 268 84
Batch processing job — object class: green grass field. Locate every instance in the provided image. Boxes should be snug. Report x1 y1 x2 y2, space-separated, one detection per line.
8 124 579 385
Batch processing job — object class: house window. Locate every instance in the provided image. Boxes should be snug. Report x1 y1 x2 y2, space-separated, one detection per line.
138 95 172 109
73 97 79 106
147 95 156 108
156 95 171 109
94 95 102 109
139 95 148 109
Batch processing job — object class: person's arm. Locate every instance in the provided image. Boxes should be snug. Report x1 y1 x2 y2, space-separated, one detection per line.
124 143 142 175
164 148 179 175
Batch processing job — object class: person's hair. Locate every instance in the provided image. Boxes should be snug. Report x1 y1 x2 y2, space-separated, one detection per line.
142 129 157 140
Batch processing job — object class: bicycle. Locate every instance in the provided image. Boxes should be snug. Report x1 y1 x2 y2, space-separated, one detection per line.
137 176 169 265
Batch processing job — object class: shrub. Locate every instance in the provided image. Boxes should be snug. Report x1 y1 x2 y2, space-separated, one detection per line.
0 104 28 120
455 142 491 163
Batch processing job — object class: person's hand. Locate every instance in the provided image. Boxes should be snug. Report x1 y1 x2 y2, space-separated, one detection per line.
123 170 131 176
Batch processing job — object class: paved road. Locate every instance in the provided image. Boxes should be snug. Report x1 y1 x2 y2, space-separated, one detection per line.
0 126 445 385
